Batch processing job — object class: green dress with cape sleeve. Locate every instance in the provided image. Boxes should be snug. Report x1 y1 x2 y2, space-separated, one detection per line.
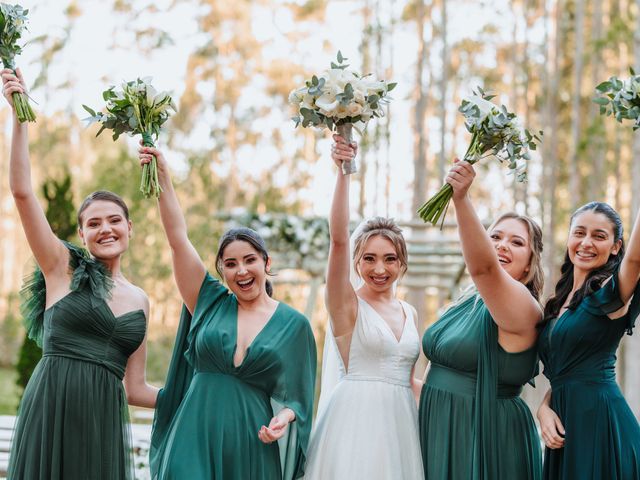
419 293 542 480
150 272 317 479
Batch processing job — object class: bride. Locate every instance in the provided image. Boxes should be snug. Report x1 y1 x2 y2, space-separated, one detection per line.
303 135 424 479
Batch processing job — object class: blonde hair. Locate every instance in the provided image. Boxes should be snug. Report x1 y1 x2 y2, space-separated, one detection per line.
489 212 544 301
352 217 408 279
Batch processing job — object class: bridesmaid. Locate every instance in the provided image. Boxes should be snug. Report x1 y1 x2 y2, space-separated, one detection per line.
420 159 543 480
3 69 157 480
141 145 316 479
303 135 424 479
537 201 640 479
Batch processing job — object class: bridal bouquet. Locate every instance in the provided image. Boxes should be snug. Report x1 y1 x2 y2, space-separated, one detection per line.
0 3 35 122
83 78 176 198
417 89 542 226
289 51 396 174
594 69 640 130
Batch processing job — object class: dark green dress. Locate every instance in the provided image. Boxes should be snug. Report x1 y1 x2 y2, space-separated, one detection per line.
539 273 640 479
419 293 542 480
150 273 316 480
8 242 146 480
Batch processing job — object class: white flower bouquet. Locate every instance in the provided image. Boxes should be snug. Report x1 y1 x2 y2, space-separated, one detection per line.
417 89 542 226
0 3 35 122
83 78 176 198
289 52 396 174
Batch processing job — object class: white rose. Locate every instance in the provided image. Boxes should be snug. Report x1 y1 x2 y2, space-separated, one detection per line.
335 104 349 119
347 103 363 117
316 92 339 115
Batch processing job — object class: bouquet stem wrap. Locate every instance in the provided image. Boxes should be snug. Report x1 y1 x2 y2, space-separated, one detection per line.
337 123 357 175
140 131 162 198
1 63 35 124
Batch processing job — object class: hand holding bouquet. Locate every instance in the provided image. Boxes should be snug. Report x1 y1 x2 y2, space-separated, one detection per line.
289 51 396 174
593 69 640 130
83 77 176 198
417 89 542 226
0 3 35 122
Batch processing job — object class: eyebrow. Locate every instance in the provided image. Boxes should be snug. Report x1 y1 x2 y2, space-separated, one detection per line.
222 253 258 262
491 229 527 243
85 214 122 222
572 225 609 235
363 252 398 256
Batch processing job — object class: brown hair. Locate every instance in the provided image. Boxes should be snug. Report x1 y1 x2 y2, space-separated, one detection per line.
489 212 544 301
215 227 274 297
352 216 408 279
77 191 130 227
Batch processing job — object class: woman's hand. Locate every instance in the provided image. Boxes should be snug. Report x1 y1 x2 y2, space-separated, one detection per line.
1 68 26 109
138 143 167 171
446 158 476 201
331 134 358 169
257 408 295 444
537 403 565 449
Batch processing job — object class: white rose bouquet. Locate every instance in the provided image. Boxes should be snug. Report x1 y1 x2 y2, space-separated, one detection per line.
83 78 176 198
289 51 396 174
417 89 542 226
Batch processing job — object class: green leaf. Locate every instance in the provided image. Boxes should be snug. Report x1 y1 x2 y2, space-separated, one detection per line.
337 50 343 63
82 104 97 117
593 97 610 105
387 82 397 92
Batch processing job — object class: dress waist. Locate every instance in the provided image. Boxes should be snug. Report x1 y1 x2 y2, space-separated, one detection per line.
427 363 522 399
550 370 617 390
42 353 125 380
341 373 410 388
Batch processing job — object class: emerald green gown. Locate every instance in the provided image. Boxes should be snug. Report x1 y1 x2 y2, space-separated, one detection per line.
539 273 640 479
419 293 542 480
150 273 316 480
8 242 146 480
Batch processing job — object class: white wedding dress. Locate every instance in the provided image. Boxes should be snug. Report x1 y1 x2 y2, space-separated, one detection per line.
303 297 424 480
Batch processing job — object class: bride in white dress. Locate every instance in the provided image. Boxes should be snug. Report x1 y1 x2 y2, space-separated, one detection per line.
303 135 424 480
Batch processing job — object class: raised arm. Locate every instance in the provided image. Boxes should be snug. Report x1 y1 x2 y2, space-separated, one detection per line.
617 207 640 304
2 69 67 276
139 146 205 313
324 134 358 337
448 160 540 343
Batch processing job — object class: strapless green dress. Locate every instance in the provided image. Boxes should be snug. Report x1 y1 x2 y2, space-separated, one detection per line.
7 242 146 480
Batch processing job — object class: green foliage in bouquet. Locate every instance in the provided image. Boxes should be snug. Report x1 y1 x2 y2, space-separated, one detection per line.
0 3 35 122
83 78 176 198
417 88 542 227
594 68 640 130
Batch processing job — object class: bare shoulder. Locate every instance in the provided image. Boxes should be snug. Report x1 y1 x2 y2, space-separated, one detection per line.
121 280 150 317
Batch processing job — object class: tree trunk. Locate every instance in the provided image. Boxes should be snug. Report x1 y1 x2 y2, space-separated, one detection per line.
569 0 585 209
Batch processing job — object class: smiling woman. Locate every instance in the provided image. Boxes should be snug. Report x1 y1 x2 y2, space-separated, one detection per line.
419 159 543 480
2 70 158 480
537 201 640 480
141 146 317 480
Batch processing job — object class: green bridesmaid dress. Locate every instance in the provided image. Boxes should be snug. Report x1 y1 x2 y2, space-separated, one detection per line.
539 273 640 479
419 293 542 480
150 273 316 480
8 242 147 480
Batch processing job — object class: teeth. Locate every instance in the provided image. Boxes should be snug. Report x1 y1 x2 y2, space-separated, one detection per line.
237 279 253 286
